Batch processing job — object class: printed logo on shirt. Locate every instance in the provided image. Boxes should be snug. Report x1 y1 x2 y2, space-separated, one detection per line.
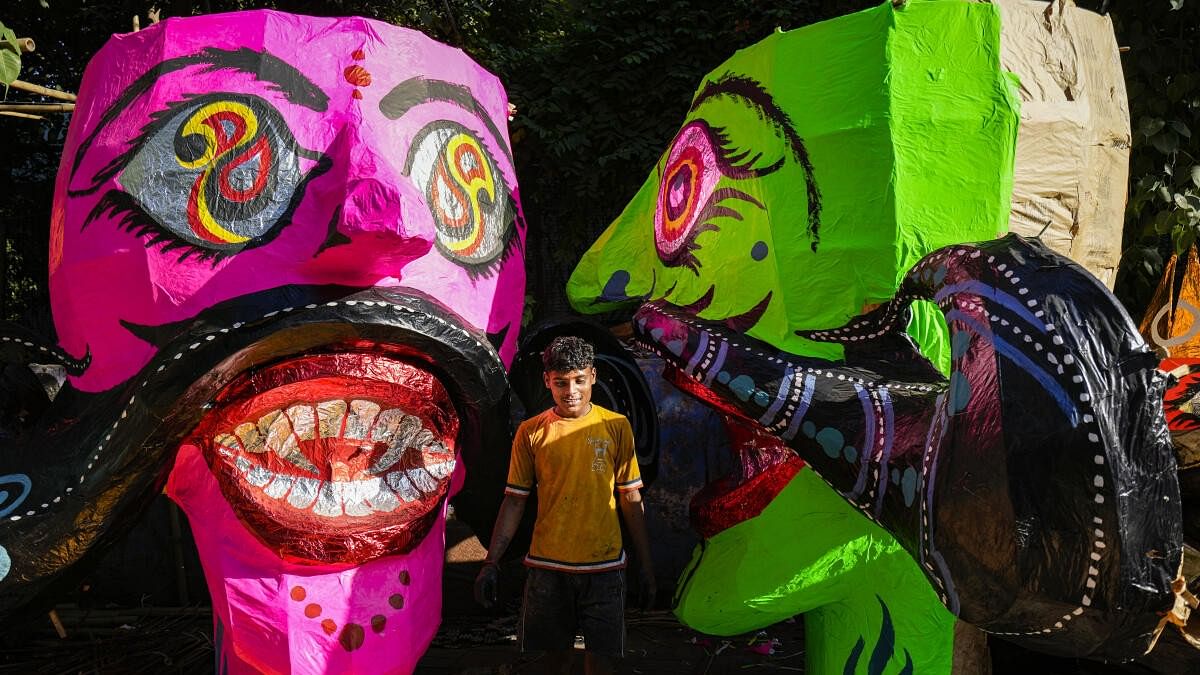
586 436 610 473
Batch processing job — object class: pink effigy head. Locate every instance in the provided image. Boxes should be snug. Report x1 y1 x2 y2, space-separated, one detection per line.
46 10 525 672
51 9 525 392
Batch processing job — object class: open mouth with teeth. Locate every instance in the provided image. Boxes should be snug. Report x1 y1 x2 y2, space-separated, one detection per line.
196 352 459 564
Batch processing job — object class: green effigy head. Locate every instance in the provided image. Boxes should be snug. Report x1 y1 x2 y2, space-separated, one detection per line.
568 1 1024 672
568 0 1020 363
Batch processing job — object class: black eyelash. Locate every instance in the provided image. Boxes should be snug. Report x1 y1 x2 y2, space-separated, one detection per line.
708 124 785 178
85 190 230 265
70 93 211 198
691 73 823 252
669 187 765 274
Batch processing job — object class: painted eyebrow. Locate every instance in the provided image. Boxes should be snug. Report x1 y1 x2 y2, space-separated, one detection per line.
68 47 328 191
688 73 824 251
378 77 514 167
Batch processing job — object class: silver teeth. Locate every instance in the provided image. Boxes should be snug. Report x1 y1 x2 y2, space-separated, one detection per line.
370 408 409 443
340 478 379 516
287 404 316 441
314 481 342 517
408 467 438 494
263 474 295 499
288 477 320 509
236 467 446 516
386 470 422 502
218 401 455 517
264 412 294 456
246 464 273 488
366 481 401 513
368 411 423 474
235 422 265 453
316 399 348 438
344 400 381 440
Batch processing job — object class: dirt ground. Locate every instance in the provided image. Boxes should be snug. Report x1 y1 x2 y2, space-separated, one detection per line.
421 517 809 675
0 516 1192 673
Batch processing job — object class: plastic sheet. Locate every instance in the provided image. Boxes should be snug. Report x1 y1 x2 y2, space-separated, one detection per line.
638 235 1181 659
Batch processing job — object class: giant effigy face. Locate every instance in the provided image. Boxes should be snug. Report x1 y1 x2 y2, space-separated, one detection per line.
0 10 523 673
570 0 1182 664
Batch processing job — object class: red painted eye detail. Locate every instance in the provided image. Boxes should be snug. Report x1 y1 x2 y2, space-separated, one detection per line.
404 121 515 273
103 93 324 258
655 122 720 267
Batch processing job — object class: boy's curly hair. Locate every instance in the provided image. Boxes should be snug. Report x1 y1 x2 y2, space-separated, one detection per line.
542 336 595 373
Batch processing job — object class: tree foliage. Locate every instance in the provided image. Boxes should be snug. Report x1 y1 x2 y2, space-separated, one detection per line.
0 0 1195 329
1097 0 1200 317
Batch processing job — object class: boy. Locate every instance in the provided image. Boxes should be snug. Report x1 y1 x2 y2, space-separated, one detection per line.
474 336 655 675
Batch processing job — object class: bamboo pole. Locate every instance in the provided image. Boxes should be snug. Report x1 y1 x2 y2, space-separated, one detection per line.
0 102 74 113
0 110 44 120
47 610 67 639
9 79 76 102
16 37 35 53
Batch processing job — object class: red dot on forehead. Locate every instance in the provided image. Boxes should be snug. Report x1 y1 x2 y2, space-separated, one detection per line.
344 64 372 88
351 49 365 60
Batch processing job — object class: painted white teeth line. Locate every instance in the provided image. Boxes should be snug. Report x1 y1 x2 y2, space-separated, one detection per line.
215 400 437 475
233 459 457 518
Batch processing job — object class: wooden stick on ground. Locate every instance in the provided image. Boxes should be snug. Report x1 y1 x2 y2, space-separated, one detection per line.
48 609 67 639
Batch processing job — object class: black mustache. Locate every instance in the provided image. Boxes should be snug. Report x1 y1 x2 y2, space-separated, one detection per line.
0 285 509 616
634 234 1181 661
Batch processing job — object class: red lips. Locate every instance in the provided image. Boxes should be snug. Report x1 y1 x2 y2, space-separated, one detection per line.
194 353 460 564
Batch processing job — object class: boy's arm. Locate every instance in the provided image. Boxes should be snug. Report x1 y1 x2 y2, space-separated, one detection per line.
474 493 526 608
619 489 656 610
483 493 527 564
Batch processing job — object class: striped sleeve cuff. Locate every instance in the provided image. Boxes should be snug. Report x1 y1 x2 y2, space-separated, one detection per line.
615 477 643 492
504 483 532 496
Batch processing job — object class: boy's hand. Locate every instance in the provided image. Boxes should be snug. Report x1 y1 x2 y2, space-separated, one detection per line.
636 565 656 610
474 562 499 608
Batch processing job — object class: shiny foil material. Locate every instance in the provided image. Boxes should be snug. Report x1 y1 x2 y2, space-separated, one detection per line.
196 353 459 564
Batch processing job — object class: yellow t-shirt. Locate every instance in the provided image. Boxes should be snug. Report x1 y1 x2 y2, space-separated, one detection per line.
504 404 643 571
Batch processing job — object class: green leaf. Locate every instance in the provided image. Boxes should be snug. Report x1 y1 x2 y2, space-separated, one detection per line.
1171 0 1186 10
1155 209 1173 234
1152 130 1181 154
1176 192 1191 210
0 22 21 87
1171 120 1192 139
1174 225 1197 255
1139 116 1166 136
1190 165 1200 188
